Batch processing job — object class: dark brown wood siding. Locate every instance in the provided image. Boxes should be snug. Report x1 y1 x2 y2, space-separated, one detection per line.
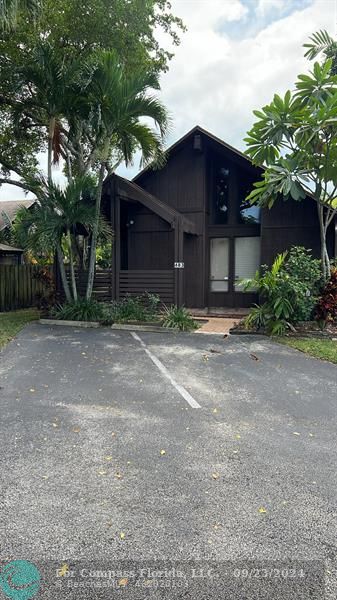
136 138 207 308
123 203 174 270
261 198 335 265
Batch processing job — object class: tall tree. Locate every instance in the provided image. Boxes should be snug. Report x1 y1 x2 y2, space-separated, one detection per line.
245 58 337 280
82 51 169 298
0 0 40 29
0 0 184 193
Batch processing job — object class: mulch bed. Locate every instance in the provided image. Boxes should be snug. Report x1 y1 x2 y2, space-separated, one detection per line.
230 319 337 339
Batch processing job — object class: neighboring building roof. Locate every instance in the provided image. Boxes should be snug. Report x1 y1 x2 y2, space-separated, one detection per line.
0 199 36 231
0 243 24 253
133 125 258 183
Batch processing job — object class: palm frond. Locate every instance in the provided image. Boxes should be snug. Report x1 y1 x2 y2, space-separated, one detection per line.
304 29 335 60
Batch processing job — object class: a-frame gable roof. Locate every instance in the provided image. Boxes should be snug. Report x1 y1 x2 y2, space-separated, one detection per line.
133 125 256 183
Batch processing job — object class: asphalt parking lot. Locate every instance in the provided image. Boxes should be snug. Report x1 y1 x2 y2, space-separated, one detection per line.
0 323 336 598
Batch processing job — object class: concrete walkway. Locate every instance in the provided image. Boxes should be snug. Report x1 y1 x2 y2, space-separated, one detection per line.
196 316 239 334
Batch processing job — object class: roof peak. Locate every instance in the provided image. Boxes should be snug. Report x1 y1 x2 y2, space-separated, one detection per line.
132 125 253 182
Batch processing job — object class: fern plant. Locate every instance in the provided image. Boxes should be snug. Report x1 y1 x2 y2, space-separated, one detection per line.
161 305 198 332
243 247 322 335
242 252 293 335
52 299 104 322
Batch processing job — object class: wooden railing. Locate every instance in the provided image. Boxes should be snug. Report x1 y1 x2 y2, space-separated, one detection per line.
62 268 175 304
0 265 52 312
65 268 112 300
119 270 175 304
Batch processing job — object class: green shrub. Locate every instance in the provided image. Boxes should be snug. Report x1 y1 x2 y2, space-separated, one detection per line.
96 242 112 269
52 298 104 322
104 293 161 324
161 305 198 332
282 246 322 321
243 246 322 335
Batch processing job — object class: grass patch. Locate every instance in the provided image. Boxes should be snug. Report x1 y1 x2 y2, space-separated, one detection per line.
278 337 337 364
0 309 39 350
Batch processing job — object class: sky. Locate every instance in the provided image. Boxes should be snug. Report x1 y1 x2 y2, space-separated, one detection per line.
1 0 337 200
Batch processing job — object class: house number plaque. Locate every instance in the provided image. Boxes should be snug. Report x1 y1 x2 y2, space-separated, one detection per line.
174 262 185 269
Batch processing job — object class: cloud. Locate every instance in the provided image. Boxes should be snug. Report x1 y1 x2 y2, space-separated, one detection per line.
118 0 335 179
159 0 335 144
1 0 336 196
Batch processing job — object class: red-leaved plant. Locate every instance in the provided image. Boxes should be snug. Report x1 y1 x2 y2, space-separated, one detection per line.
315 268 337 324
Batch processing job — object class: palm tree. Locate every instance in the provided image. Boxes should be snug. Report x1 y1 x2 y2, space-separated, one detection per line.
83 50 170 299
1 0 41 29
15 176 101 302
20 42 86 180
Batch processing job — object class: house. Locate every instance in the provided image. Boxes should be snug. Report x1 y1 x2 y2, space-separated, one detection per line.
0 243 24 265
0 199 36 233
101 125 335 310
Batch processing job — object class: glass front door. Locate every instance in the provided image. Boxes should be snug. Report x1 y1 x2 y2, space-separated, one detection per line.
234 237 260 291
209 236 260 307
210 238 229 292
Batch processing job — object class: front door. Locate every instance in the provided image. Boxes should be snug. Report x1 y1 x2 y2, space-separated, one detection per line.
209 236 260 308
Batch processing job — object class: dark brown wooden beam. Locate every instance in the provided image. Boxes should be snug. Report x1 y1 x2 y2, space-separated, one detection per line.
110 179 116 300
174 217 184 306
115 195 121 301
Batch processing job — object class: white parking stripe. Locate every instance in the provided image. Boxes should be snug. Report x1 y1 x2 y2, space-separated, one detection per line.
130 332 201 409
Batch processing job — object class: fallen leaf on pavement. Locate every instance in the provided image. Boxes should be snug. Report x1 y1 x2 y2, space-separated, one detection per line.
115 472 123 479
105 456 113 461
120 532 125 540
118 578 128 587
213 408 218 414
258 507 267 514
212 472 220 480
58 564 69 577
72 426 81 433
249 353 259 361
293 432 300 436
98 469 107 476
160 449 166 456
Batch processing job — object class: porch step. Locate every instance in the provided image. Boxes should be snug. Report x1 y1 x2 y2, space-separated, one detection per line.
189 308 249 319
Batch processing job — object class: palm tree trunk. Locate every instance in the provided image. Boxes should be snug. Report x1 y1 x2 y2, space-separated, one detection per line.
47 117 55 181
57 242 72 302
67 228 77 301
86 162 105 300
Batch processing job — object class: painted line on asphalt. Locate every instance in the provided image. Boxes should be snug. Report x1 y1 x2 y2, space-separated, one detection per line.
130 332 201 409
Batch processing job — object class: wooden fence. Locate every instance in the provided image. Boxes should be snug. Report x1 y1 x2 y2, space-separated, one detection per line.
64 268 112 300
0 265 52 312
